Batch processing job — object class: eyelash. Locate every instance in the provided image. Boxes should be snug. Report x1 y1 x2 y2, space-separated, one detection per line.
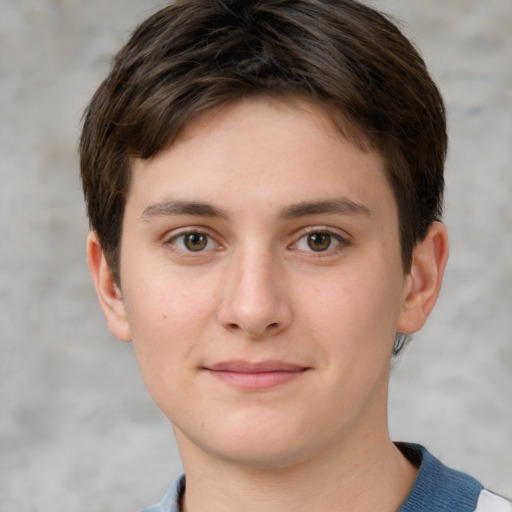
291 228 350 255
165 229 221 256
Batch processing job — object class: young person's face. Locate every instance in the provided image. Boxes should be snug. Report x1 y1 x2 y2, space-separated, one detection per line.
91 97 443 469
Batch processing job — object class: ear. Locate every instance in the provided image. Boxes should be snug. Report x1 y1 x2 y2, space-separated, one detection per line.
398 222 449 334
87 231 132 342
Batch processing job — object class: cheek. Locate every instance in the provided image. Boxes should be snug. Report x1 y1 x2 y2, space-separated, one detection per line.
126 289 205 420
124 266 218 336
122 271 219 392
299 262 404 351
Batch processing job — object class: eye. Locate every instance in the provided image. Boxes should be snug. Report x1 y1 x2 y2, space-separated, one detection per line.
171 231 216 252
306 232 332 252
294 231 344 253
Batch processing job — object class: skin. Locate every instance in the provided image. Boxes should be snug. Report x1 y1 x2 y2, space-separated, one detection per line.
88 96 449 512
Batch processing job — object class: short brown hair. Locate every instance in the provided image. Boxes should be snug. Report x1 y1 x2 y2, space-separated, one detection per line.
80 0 446 281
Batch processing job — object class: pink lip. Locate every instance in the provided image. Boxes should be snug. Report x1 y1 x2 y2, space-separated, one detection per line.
203 360 309 390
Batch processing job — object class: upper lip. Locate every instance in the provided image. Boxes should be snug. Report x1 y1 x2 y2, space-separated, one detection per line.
204 360 309 373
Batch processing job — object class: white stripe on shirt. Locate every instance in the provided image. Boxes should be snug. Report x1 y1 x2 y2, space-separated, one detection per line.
475 490 512 512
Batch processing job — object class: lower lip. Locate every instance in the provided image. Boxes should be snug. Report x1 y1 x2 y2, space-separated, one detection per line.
206 369 306 390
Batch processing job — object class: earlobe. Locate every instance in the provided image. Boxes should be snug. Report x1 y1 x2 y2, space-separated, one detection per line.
87 231 132 342
398 222 449 334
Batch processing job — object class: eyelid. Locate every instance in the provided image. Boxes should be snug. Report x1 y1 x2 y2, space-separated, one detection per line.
164 227 223 254
290 226 351 253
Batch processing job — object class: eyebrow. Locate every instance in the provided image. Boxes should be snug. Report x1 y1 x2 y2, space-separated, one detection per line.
279 198 372 218
140 200 230 221
139 197 371 222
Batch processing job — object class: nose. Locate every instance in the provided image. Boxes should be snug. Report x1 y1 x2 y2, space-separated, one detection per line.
216 249 293 339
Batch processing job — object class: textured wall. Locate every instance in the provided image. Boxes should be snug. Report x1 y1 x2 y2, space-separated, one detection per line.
1 0 510 510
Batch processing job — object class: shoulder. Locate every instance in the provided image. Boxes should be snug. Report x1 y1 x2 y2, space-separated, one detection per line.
475 490 512 512
139 475 185 512
397 443 511 512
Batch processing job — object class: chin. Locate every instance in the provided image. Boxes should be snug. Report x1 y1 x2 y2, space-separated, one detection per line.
215 442 309 470
174 414 315 470
205 421 322 470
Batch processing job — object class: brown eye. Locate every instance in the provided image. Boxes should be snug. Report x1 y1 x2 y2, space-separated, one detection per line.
183 232 209 251
307 232 332 251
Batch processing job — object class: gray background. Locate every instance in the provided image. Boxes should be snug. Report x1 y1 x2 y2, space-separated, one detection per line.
1 0 511 510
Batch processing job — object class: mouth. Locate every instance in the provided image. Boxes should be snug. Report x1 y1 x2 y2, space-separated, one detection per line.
203 360 310 391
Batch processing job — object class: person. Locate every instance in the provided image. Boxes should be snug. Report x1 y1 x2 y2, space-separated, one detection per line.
79 1 511 511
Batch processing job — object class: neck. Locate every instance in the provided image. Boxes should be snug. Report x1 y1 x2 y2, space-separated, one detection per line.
176 423 417 512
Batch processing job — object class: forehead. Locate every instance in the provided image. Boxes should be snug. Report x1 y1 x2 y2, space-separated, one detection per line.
177 94 375 156
126 96 394 220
